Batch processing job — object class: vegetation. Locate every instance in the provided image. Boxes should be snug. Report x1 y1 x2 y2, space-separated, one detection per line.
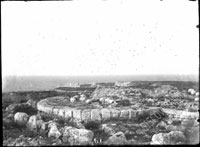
13 104 38 116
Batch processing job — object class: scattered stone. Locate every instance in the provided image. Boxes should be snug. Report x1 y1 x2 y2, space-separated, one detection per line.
70 118 85 129
136 128 146 135
70 97 76 103
26 115 41 131
6 103 19 112
166 124 186 132
48 123 61 139
101 124 115 135
91 102 103 109
181 118 194 127
108 102 118 108
79 94 86 101
103 132 130 145
151 131 185 144
14 112 29 126
26 99 37 108
104 98 114 104
188 89 196 95
62 126 94 145
52 139 62 146
85 99 92 104
187 125 199 144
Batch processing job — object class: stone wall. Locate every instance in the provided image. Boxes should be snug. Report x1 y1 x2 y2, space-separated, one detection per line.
37 97 164 122
162 108 199 120
37 97 199 122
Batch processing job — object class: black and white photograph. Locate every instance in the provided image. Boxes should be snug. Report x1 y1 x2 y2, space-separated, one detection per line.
2 0 199 145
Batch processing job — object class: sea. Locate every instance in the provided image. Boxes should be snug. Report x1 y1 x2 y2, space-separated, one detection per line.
2 75 198 92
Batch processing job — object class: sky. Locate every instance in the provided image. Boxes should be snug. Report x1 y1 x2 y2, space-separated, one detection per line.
2 0 199 77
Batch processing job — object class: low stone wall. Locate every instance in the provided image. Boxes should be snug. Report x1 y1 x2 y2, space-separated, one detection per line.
37 96 199 122
162 108 199 120
37 97 164 122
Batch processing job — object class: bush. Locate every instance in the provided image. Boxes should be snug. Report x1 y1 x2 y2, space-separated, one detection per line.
84 121 101 130
13 104 37 115
117 99 131 106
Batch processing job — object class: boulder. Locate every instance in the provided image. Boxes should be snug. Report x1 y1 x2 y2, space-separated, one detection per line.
14 112 29 126
188 89 196 95
103 132 130 145
48 123 61 139
26 115 41 131
151 131 185 144
62 127 94 145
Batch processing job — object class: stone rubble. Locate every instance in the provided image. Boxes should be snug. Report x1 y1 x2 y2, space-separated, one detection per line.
3 83 199 145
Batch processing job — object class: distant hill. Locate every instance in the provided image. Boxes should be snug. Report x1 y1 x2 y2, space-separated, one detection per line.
2 75 198 92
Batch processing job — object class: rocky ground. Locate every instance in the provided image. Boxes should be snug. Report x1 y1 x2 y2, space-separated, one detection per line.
2 81 199 145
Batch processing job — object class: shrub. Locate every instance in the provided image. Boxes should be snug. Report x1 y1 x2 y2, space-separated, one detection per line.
13 104 37 115
117 99 131 106
84 121 101 130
